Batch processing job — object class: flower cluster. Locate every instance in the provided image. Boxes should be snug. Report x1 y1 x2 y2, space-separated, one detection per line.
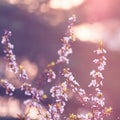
57 37 73 64
1 30 19 74
0 79 15 95
50 82 68 101
20 83 47 118
45 62 56 82
21 83 47 101
48 82 67 119
87 40 112 119
68 112 93 120
57 15 76 64
62 68 89 102
89 40 107 91
1 30 28 81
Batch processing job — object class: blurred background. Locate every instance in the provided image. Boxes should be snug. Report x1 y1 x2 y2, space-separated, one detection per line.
0 0 120 119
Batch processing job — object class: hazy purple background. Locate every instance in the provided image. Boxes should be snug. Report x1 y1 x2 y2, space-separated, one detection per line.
0 0 120 119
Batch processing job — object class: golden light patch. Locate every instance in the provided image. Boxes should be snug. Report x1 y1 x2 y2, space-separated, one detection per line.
49 0 84 10
73 23 104 43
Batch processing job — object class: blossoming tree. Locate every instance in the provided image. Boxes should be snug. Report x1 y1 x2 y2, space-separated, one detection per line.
0 15 112 120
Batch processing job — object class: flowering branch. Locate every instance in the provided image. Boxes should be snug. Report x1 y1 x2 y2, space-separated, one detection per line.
1 30 28 81
88 40 112 119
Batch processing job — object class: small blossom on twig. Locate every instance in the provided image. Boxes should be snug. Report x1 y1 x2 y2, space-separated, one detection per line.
0 79 15 95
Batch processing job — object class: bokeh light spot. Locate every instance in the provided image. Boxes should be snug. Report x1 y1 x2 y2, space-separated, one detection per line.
73 23 104 43
49 0 84 10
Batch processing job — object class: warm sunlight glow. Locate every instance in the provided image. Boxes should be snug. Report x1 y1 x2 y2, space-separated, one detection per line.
73 20 120 51
0 97 21 117
21 59 38 81
25 105 46 119
6 0 18 4
0 97 46 119
49 0 84 10
73 23 105 43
